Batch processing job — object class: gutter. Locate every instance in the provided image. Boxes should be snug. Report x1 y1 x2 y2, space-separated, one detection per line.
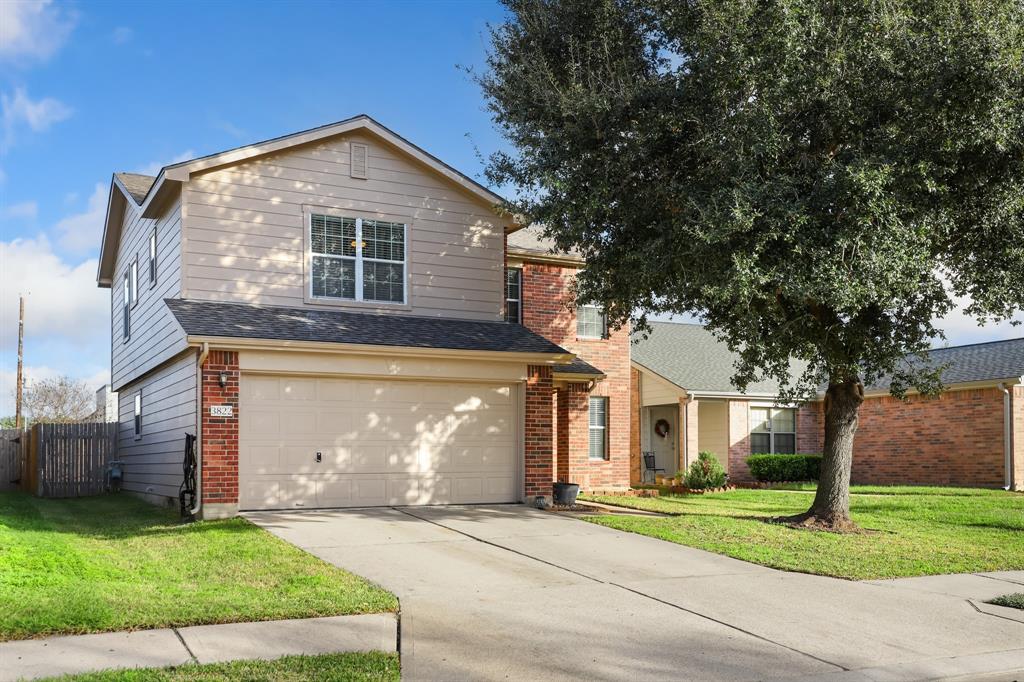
190 342 209 518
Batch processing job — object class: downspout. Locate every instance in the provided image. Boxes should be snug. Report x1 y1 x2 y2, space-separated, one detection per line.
999 383 1012 490
190 342 209 517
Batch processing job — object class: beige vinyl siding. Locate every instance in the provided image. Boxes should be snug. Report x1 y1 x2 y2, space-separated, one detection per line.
697 399 729 471
116 350 197 501
180 132 506 320
639 368 685 407
111 195 187 391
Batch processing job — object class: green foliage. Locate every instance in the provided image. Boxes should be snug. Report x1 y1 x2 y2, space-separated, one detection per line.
582 486 1024 579
681 451 728 489
0 492 397 640
988 593 1024 610
479 0 1024 401
747 454 823 482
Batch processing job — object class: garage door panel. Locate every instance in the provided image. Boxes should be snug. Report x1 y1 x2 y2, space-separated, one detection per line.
240 375 518 510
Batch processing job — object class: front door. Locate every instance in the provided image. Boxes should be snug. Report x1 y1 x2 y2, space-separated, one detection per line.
648 405 678 479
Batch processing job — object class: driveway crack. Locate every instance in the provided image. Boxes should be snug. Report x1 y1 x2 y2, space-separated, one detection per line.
172 628 198 664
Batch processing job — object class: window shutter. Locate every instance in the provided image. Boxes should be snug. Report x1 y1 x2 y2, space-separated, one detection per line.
350 143 368 179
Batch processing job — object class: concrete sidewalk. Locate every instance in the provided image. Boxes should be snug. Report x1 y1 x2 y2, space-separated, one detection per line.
250 505 1024 682
0 613 396 682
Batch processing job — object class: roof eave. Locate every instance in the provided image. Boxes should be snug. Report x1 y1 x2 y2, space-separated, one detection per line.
506 249 585 267
96 177 127 287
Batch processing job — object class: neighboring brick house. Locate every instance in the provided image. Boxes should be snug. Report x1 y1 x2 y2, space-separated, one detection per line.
506 227 632 493
96 115 631 519
632 323 1024 490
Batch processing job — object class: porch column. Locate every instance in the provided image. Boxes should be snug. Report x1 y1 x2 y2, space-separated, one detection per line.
555 388 569 482
630 367 642 485
201 350 239 518
565 383 591 489
679 397 699 473
524 365 554 503
1013 385 1024 491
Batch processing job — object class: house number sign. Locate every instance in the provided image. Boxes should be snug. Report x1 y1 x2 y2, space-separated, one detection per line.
210 405 234 417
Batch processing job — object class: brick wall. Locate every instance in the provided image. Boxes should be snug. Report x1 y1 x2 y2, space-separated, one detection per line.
524 365 554 500
727 400 753 481
201 350 239 505
521 262 631 490
797 403 821 454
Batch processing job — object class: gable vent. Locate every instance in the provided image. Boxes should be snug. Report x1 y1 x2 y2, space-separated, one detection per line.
350 143 368 179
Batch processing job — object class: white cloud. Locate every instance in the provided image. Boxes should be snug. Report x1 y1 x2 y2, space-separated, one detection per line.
1 200 38 220
932 296 1024 347
0 0 76 64
2 87 73 149
55 183 106 254
111 26 133 45
134 150 195 177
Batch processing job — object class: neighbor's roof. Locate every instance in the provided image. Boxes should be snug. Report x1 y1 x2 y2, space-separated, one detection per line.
165 299 572 357
865 336 1024 392
507 225 583 263
114 173 157 204
632 321 805 395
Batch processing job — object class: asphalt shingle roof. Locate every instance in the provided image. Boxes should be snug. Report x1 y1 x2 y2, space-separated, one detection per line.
506 225 582 261
556 357 604 376
115 172 157 204
632 321 805 395
165 299 572 356
865 337 1024 392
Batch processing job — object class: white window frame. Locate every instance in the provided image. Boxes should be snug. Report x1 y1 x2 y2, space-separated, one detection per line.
588 396 609 460
577 304 607 340
505 267 522 323
148 228 157 287
133 392 142 440
122 272 131 342
130 258 139 308
308 213 407 305
749 406 798 454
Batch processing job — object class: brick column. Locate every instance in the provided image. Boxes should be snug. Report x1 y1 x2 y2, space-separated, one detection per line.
555 388 569 482
728 400 753 481
201 350 239 518
679 397 698 474
524 365 554 503
1013 385 1024 491
630 368 642 485
565 383 590 489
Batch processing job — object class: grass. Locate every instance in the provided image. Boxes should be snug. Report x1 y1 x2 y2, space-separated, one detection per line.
0 492 397 641
988 593 1024 610
582 486 1024 580
39 652 400 681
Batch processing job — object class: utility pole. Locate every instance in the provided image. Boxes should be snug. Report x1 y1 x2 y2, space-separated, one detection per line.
15 296 24 429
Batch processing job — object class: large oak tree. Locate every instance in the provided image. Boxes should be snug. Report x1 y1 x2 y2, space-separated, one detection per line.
479 0 1024 528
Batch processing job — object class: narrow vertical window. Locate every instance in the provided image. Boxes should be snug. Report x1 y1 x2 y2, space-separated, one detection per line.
134 392 142 438
505 268 521 323
122 272 130 342
588 396 609 460
149 229 157 286
130 258 138 307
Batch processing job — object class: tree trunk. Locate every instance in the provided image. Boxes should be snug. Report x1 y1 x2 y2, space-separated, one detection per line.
792 377 864 531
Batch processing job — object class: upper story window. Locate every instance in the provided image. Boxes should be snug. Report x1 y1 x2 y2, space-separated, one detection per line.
505 268 521 323
122 272 131 342
750 407 796 454
310 213 406 304
589 396 609 460
576 304 607 339
148 228 157 287
129 258 139 308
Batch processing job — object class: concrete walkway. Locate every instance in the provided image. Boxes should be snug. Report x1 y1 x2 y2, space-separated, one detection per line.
0 614 396 682
248 505 1024 682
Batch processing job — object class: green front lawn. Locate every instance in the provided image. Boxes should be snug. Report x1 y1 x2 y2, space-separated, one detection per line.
583 486 1024 580
41 652 399 681
0 492 397 641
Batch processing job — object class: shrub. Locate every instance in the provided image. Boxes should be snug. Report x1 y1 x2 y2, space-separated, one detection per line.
746 454 823 482
681 451 728 489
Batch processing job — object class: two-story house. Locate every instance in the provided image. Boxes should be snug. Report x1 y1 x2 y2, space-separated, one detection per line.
97 115 631 519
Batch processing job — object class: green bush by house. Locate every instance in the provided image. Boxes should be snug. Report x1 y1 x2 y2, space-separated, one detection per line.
747 454 822 482
680 451 728 489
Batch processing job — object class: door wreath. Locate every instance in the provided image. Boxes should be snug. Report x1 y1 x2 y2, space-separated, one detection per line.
654 418 671 438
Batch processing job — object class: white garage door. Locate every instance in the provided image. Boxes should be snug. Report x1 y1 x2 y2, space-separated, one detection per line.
238 374 518 510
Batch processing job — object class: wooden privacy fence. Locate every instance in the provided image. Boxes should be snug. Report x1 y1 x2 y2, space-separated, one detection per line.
6 423 119 498
0 428 24 492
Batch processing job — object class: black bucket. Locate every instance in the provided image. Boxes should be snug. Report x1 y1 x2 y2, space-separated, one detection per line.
553 482 580 506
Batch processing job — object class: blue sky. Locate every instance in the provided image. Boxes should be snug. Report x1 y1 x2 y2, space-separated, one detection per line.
0 0 1021 416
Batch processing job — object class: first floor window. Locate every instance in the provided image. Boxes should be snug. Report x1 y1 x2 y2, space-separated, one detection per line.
577 304 606 339
750 407 796 454
505 267 521 323
122 272 131 341
134 392 142 438
589 396 609 460
310 214 406 303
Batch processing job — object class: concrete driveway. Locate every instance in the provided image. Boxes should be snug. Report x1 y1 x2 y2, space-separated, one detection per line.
248 505 1024 682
